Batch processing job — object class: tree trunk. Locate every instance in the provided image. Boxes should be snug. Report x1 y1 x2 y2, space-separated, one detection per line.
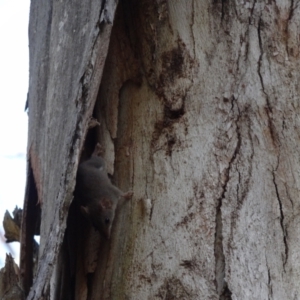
21 0 300 299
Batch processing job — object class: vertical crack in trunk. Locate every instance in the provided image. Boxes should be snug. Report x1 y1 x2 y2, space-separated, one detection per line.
215 195 232 300
265 252 273 300
220 0 227 21
257 17 277 147
257 17 269 108
214 196 225 296
257 10 287 273
284 0 294 56
214 110 241 299
267 265 273 299
272 170 288 269
250 0 257 18
191 0 196 60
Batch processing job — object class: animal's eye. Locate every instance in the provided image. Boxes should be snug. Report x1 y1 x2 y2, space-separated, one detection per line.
105 218 110 224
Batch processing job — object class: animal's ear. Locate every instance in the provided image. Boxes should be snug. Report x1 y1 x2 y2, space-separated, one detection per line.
80 206 89 217
99 198 112 210
117 191 133 207
121 191 133 199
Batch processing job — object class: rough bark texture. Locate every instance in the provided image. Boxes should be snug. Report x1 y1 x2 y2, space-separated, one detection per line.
23 0 300 299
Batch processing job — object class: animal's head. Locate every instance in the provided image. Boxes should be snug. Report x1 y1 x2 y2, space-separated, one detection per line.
81 198 116 239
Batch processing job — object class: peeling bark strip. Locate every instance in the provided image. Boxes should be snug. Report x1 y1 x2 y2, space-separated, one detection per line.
272 170 288 269
23 0 118 298
20 163 40 295
24 0 300 299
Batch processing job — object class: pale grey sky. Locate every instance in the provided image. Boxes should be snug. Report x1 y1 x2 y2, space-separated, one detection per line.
0 0 30 267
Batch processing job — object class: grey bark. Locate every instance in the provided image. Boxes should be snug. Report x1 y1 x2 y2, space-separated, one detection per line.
22 0 300 299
